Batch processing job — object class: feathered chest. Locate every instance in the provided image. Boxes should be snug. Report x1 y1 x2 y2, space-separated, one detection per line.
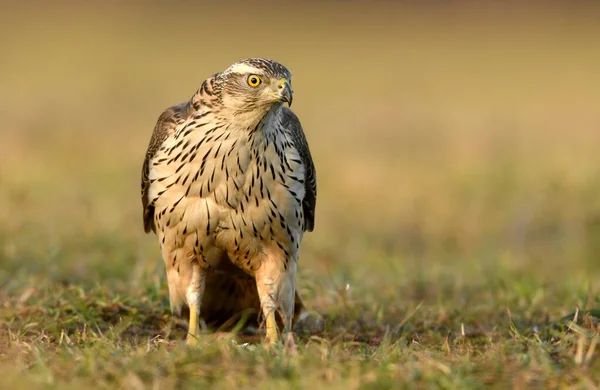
147 110 307 254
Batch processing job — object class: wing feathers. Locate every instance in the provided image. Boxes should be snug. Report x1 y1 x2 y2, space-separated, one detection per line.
141 102 192 233
280 107 317 232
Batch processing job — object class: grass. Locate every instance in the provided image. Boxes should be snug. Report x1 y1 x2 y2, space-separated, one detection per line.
1 2 600 388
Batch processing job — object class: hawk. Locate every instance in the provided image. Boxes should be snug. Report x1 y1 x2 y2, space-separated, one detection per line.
141 58 322 345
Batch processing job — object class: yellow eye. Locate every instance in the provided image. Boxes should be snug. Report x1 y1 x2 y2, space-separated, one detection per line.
247 75 262 87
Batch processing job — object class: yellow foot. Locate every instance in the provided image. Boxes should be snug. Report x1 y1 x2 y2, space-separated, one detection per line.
186 304 201 347
265 311 279 345
186 334 200 347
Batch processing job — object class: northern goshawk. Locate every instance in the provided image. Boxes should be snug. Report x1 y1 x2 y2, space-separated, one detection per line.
141 58 321 345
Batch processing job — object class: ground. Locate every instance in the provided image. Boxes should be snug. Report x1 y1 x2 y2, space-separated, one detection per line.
1 3 600 389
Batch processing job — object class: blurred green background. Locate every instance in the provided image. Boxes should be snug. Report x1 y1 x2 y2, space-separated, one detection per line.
3 1 600 281
2 2 600 387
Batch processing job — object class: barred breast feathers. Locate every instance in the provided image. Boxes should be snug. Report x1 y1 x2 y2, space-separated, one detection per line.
142 88 316 255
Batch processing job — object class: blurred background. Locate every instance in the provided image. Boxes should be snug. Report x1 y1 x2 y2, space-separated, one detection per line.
1 1 600 314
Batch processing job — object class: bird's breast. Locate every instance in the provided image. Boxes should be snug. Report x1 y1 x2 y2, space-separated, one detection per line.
149 116 305 267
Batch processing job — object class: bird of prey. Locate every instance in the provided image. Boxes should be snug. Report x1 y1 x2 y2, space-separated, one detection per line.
141 58 321 345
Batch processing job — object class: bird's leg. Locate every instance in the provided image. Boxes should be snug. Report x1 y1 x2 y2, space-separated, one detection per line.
265 309 279 346
185 262 206 347
280 261 297 337
254 247 296 345
187 303 200 346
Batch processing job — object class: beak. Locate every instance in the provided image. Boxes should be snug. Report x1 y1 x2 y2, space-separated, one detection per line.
277 78 293 107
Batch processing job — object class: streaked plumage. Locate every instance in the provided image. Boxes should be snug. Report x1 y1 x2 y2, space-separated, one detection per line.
141 58 322 344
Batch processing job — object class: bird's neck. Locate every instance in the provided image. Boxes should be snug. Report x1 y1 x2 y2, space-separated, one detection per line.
189 84 282 137
208 104 282 138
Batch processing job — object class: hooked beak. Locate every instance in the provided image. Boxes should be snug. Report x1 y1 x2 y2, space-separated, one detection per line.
277 78 293 107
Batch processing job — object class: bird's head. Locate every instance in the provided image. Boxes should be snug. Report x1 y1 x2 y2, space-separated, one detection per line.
205 58 293 126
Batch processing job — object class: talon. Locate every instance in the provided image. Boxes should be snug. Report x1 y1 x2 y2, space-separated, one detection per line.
186 335 200 347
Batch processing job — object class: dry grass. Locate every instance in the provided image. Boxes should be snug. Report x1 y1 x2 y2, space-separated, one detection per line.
1 2 600 388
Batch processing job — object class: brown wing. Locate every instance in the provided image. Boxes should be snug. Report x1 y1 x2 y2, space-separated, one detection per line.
280 107 317 232
141 102 193 233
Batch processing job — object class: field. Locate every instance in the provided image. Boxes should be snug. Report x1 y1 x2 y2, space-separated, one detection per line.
1 2 600 388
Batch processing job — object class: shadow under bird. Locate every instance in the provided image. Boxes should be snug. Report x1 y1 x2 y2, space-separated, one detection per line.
141 58 324 345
